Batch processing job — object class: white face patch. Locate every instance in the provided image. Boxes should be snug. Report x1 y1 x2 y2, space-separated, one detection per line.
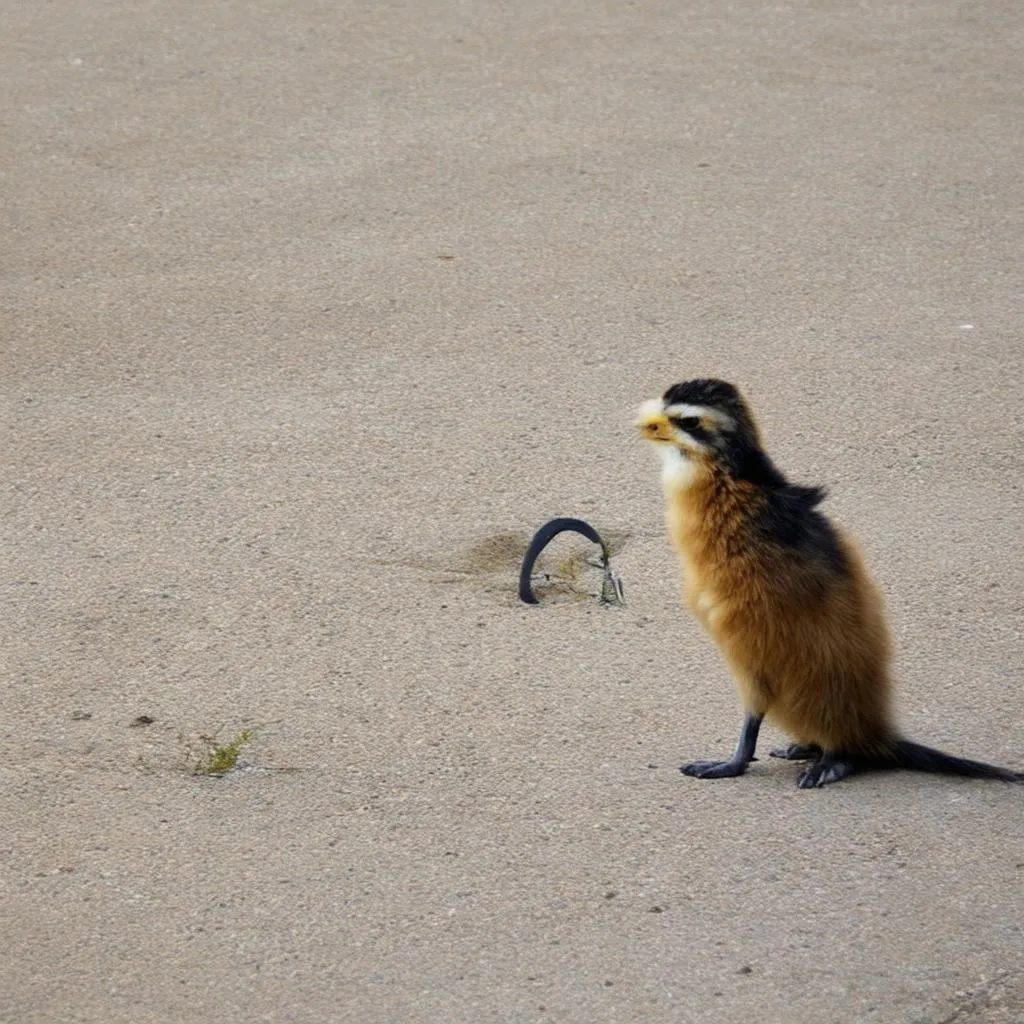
637 395 714 484
663 402 735 432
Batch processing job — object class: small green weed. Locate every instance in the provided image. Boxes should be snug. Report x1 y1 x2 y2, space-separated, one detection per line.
192 728 255 776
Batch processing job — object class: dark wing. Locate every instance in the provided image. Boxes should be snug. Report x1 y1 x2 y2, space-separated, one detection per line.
756 485 848 578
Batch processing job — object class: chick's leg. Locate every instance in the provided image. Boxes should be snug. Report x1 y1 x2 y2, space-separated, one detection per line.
681 712 763 779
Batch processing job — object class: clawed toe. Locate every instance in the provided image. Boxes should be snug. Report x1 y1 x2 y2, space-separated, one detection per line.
797 757 857 788
681 759 747 779
797 763 827 788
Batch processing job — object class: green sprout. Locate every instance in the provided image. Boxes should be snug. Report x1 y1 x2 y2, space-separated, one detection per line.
193 728 255 776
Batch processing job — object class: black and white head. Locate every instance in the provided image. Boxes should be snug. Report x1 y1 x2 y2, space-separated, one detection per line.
636 378 768 485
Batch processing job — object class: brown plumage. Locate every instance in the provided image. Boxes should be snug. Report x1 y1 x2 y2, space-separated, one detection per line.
637 378 1021 787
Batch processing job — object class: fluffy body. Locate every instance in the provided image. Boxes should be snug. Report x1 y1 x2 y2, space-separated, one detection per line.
637 377 1021 786
665 450 893 757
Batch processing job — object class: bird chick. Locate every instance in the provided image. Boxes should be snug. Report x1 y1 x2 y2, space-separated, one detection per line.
637 377 1021 787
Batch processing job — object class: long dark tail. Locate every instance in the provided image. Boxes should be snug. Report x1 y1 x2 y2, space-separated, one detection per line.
891 740 1023 782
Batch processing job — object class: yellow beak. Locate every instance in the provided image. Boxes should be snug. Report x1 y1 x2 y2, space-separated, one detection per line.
635 400 674 442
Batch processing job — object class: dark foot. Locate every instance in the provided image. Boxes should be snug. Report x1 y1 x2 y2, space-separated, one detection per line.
770 743 823 761
681 759 748 779
797 755 858 789
681 712 763 780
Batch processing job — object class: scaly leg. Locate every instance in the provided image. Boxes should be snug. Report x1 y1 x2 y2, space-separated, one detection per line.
681 712 763 780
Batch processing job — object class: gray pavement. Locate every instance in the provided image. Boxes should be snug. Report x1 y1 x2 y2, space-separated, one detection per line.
3 1 1023 1022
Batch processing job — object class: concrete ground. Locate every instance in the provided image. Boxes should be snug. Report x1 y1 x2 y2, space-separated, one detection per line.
2 1 1022 1022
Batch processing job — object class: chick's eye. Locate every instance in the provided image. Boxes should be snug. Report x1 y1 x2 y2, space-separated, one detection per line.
676 416 701 430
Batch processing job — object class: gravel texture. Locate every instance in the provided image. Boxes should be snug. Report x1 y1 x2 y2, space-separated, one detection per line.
3 1 1022 1022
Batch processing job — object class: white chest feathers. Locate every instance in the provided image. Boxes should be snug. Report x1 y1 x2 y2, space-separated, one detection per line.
659 445 700 493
